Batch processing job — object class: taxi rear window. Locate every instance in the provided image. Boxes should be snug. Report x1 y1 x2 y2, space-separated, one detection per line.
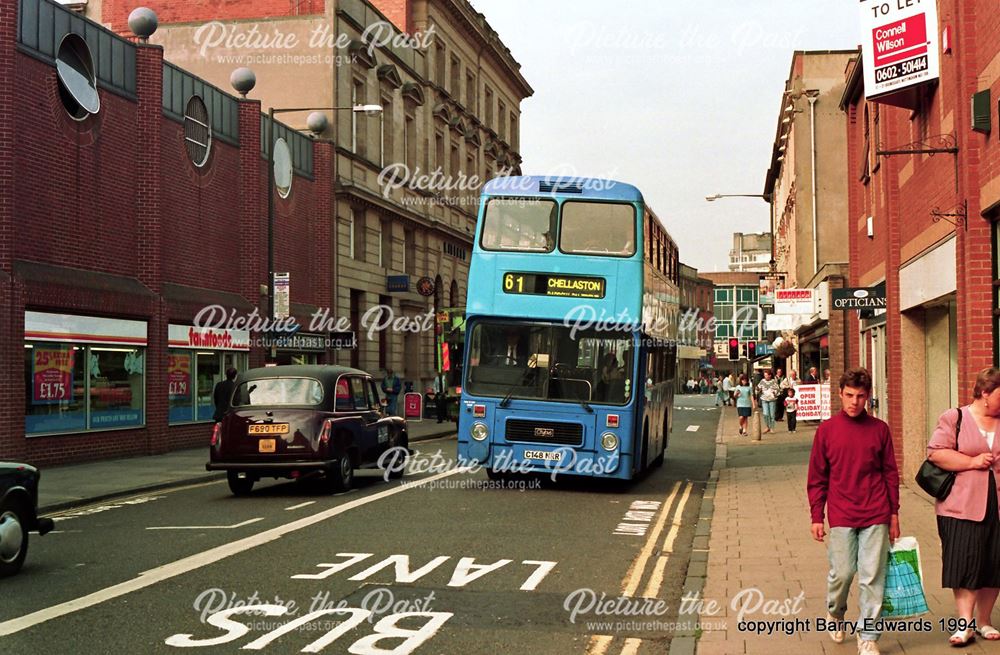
233 378 324 406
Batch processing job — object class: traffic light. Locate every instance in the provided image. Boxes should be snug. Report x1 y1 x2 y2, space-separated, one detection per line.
746 341 757 360
728 338 740 361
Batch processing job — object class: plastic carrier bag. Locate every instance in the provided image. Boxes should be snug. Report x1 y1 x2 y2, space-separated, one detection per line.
881 536 930 618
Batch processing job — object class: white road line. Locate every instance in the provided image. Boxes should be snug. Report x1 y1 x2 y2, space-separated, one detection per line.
640 482 693 598
620 637 642 655
284 501 316 511
621 482 682 597
585 634 613 655
0 467 467 637
685 425 700 432
146 518 264 530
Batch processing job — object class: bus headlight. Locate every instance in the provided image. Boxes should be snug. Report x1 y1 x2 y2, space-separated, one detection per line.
471 422 489 441
600 432 619 451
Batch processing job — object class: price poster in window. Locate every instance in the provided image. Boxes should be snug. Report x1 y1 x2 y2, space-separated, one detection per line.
168 352 191 400
32 346 75 404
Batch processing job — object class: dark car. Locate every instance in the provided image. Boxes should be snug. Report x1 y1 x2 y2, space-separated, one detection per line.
0 463 55 576
207 365 410 496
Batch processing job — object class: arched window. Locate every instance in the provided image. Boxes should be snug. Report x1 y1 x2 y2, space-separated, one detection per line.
450 280 459 307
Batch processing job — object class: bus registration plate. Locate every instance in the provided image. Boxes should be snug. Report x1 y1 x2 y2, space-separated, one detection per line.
524 449 563 462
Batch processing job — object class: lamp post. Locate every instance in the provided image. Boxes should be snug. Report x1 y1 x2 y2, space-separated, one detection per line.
265 104 382 359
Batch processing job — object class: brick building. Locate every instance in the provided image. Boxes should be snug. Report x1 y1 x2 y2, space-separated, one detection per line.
840 0 998 479
2 0 333 465
678 263 714 389
83 0 532 394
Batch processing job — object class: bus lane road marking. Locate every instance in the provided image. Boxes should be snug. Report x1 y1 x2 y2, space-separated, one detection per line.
0 467 466 638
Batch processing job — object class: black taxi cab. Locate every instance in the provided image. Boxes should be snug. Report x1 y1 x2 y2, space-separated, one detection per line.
207 365 409 496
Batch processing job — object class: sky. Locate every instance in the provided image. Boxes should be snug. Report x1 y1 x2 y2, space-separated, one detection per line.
469 1 861 273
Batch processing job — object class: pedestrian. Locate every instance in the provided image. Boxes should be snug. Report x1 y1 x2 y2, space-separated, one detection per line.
784 387 797 432
785 369 800 388
733 374 754 436
926 367 1000 646
824 368 833 385
432 371 449 424
774 368 786 422
804 366 820 383
722 374 733 406
686 377 696 394
758 370 780 434
699 377 708 395
807 367 899 655
715 376 726 407
212 367 238 422
381 368 402 416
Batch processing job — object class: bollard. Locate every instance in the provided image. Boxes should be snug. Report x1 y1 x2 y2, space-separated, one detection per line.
751 408 762 441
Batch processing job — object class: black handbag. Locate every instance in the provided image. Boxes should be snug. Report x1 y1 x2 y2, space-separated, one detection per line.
914 408 961 500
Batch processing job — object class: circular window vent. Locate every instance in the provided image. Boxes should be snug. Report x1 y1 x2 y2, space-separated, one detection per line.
56 33 100 120
184 95 212 167
273 138 293 199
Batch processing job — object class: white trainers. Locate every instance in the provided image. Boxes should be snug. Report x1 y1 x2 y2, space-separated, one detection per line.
826 614 845 643
857 637 880 654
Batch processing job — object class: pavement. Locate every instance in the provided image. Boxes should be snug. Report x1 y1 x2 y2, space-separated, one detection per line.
695 406 999 655
35 418 457 513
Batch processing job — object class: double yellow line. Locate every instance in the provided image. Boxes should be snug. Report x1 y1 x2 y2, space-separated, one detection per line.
586 480 694 655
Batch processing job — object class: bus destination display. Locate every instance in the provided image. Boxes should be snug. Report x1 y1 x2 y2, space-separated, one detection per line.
501 272 606 299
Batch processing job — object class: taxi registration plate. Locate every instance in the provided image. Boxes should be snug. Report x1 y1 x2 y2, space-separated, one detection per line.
248 423 289 435
258 439 276 453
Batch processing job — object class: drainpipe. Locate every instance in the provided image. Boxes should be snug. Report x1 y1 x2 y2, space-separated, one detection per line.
808 93 819 277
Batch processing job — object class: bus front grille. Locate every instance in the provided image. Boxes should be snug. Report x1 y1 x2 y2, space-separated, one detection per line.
504 419 584 446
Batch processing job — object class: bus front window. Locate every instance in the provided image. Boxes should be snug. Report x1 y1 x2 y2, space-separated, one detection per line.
559 202 636 256
466 322 634 406
480 198 557 252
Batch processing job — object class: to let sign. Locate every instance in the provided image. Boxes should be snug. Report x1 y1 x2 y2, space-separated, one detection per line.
831 287 887 311
860 0 940 99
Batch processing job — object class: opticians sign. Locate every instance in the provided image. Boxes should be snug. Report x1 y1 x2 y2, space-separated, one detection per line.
860 0 939 99
831 286 887 311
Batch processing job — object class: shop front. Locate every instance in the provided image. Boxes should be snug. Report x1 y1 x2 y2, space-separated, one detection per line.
271 333 328 366
24 312 147 435
167 324 249 424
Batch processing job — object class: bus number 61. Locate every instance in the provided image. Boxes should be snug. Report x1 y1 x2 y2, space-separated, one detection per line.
504 274 525 293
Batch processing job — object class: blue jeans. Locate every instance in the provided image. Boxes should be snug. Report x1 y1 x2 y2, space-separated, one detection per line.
827 524 889 642
761 400 776 429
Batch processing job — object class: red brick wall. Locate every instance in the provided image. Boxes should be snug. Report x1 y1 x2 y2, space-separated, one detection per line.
370 0 414 35
101 0 325 33
5 12 332 464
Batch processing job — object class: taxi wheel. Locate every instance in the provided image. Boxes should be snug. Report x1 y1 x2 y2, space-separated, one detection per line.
0 499 29 577
326 455 354 493
388 435 409 480
227 471 254 496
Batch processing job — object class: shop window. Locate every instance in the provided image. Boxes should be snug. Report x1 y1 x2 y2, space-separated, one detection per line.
24 344 86 434
168 350 194 422
25 343 144 434
88 347 145 429
196 352 221 422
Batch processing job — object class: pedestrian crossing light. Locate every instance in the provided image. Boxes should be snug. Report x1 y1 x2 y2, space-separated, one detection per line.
747 340 757 360
728 338 740 361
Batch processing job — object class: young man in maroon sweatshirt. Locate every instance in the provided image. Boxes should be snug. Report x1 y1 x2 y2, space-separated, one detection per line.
807 367 899 655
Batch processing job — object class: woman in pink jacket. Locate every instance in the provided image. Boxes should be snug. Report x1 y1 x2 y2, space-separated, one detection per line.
927 368 1000 646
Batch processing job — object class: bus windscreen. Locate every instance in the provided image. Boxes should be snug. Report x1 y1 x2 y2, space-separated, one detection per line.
466 322 634 405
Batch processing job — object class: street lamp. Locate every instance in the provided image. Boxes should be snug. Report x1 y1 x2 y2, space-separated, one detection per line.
266 104 382 357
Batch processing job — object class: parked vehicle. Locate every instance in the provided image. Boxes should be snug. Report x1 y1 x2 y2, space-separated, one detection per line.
207 365 409 496
0 462 55 576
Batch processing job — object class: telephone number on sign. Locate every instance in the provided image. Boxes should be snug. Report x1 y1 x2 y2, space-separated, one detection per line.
875 55 928 83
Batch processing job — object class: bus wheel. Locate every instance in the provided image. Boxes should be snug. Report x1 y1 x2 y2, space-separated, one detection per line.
652 417 667 468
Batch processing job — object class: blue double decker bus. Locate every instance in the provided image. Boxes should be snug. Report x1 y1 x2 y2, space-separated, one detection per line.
457 176 680 481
